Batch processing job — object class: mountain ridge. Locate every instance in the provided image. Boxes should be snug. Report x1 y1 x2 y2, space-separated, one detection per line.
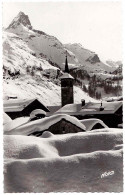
3 12 122 103
6 11 32 30
6 11 119 73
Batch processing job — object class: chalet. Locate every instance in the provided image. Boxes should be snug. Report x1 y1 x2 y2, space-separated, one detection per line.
55 101 123 128
5 114 86 136
4 98 50 119
29 114 86 136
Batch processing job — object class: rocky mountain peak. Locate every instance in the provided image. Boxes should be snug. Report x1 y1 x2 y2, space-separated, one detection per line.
6 11 32 30
86 54 100 64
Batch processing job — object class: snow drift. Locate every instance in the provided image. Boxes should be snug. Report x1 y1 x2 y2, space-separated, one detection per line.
4 129 123 193
3 113 12 125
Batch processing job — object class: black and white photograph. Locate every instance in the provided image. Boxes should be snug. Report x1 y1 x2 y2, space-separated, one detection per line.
2 0 123 193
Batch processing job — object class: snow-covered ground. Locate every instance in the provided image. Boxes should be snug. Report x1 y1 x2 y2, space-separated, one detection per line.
4 129 123 192
3 74 97 106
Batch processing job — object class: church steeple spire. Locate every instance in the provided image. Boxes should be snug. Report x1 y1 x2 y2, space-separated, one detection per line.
60 50 74 107
65 50 69 73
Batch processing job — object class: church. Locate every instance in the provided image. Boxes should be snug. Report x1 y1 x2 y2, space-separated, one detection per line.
48 53 123 128
60 51 74 107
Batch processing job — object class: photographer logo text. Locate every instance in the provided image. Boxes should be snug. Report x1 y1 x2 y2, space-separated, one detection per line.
101 171 114 178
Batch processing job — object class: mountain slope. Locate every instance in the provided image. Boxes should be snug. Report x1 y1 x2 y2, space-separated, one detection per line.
5 11 114 73
64 43 116 73
5 12 79 70
3 31 97 105
3 74 97 106
3 11 121 104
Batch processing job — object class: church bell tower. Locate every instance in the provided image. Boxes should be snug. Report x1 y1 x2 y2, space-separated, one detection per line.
60 51 74 107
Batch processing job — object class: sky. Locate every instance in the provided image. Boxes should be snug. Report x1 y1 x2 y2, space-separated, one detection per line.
2 0 123 61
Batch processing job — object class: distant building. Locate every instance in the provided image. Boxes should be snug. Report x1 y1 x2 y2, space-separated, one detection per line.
60 51 74 107
4 98 50 119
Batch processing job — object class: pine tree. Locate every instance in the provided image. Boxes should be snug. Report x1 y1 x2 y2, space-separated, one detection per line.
31 68 35 77
26 66 30 74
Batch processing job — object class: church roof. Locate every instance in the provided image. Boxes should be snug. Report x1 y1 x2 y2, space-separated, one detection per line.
60 72 74 79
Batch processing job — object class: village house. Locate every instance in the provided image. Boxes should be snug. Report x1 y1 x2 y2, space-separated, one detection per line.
4 98 50 119
55 101 122 128
4 114 86 136
29 114 86 136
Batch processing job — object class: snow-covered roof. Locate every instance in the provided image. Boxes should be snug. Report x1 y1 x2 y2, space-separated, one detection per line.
4 114 86 135
30 109 46 119
56 101 122 116
47 105 61 116
80 118 108 131
4 117 30 132
104 96 123 102
3 98 33 112
57 103 82 113
60 73 74 79
3 98 49 112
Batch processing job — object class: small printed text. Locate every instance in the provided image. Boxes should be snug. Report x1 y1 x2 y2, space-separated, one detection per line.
101 171 114 178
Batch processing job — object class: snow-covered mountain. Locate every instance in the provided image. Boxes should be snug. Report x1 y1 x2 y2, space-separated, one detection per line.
3 11 120 104
5 11 79 70
3 12 99 105
3 31 96 105
4 11 117 73
64 43 117 73
6 11 32 30
106 60 122 69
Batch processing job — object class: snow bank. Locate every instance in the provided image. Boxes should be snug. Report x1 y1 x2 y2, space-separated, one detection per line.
4 129 123 192
3 113 12 125
4 114 86 135
4 117 29 132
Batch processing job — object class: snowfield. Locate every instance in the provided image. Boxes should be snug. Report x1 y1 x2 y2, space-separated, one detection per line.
3 75 97 106
4 129 123 193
